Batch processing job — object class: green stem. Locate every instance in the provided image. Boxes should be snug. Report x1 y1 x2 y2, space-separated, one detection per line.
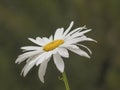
62 71 70 90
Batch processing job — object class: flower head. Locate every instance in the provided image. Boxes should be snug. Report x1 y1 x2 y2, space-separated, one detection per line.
15 21 96 83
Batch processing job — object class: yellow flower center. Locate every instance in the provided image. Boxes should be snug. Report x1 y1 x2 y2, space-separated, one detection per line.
43 39 64 51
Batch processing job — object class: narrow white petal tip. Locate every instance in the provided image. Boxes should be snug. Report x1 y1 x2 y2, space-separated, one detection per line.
60 69 64 73
70 21 74 26
82 53 90 59
94 40 97 43
38 74 45 83
20 71 25 77
87 55 91 59
58 68 64 73
20 72 24 77
41 79 45 83
28 38 33 41
23 73 26 77
15 60 18 63
86 29 92 32
59 66 64 73
15 58 20 64
36 63 40 66
83 54 90 59
36 37 40 40
28 38 35 41
28 38 31 40
84 53 91 58
71 21 74 23
90 39 97 43
23 73 27 77
15 61 19 64
83 25 86 28
20 69 29 77
89 29 92 31
39 76 45 83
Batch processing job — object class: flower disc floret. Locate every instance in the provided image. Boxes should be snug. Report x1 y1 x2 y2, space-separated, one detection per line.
43 39 64 51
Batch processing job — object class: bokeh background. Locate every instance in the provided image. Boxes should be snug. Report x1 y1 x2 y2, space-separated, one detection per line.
0 0 120 90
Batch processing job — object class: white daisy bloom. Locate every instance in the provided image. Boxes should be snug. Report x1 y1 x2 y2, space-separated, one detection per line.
15 21 96 83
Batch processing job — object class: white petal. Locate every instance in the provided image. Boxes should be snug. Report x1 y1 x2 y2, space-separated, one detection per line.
77 44 92 54
34 53 47 66
53 53 64 72
36 37 46 46
52 48 58 54
36 52 52 66
49 35 53 41
54 28 64 40
42 37 51 43
67 47 90 58
36 37 42 41
78 36 97 42
63 21 74 37
66 29 91 41
65 38 81 44
65 36 96 45
26 54 40 63
58 48 69 58
38 58 50 83
21 46 42 51
69 32 82 39
15 50 42 64
21 60 36 77
78 29 91 36
61 44 79 49
28 38 45 46
64 25 86 39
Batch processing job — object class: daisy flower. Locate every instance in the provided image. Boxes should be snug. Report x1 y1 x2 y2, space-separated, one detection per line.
15 21 96 83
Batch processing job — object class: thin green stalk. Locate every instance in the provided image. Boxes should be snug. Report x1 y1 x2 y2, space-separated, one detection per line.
62 71 70 90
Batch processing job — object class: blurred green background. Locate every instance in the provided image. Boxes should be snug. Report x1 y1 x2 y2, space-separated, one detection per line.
0 0 120 90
